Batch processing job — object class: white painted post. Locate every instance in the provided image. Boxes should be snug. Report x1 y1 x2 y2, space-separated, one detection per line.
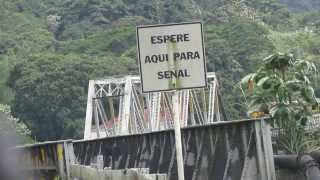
93 101 101 138
181 90 189 127
84 80 95 139
63 142 71 180
173 91 185 180
97 155 104 170
255 120 267 180
261 119 277 180
121 76 132 135
150 93 161 131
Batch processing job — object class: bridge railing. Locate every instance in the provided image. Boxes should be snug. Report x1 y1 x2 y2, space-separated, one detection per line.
11 118 276 180
72 119 276 180
11 139 74 180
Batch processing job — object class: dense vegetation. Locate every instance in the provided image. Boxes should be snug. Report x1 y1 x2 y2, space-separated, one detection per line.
240 53 318 153
0 0 319 141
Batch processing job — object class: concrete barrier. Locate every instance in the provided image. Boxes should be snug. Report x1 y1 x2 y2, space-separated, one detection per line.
70 165 167 180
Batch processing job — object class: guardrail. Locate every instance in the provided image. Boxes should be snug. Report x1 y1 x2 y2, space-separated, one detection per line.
70 166 167 180
11 140 74 180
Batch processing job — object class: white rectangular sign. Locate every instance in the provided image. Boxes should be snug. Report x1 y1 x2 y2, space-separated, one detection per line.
137 22 207 93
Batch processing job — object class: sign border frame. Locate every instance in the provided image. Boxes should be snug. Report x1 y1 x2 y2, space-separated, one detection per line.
136 21 208 93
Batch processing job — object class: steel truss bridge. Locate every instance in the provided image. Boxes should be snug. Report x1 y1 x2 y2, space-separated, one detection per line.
9 73 320 180
84 72 226 139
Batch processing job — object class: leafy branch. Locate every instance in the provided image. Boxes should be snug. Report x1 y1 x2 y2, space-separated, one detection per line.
238 52 319 153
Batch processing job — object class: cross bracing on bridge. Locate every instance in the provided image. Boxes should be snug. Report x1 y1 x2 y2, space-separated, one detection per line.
84 72 226 139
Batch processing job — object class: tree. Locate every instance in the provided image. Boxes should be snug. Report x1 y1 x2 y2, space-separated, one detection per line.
239 53 318 153
205 19 274 119
59 26 136 56
8 53 135 140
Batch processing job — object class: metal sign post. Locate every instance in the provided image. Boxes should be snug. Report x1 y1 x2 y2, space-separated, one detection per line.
136 22 207 180
172 90 185 180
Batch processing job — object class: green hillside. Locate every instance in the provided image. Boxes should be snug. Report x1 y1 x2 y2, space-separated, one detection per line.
0 0 319 140
280 0 320 12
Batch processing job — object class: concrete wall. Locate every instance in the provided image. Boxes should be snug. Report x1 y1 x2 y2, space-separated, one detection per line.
70 165 166 180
